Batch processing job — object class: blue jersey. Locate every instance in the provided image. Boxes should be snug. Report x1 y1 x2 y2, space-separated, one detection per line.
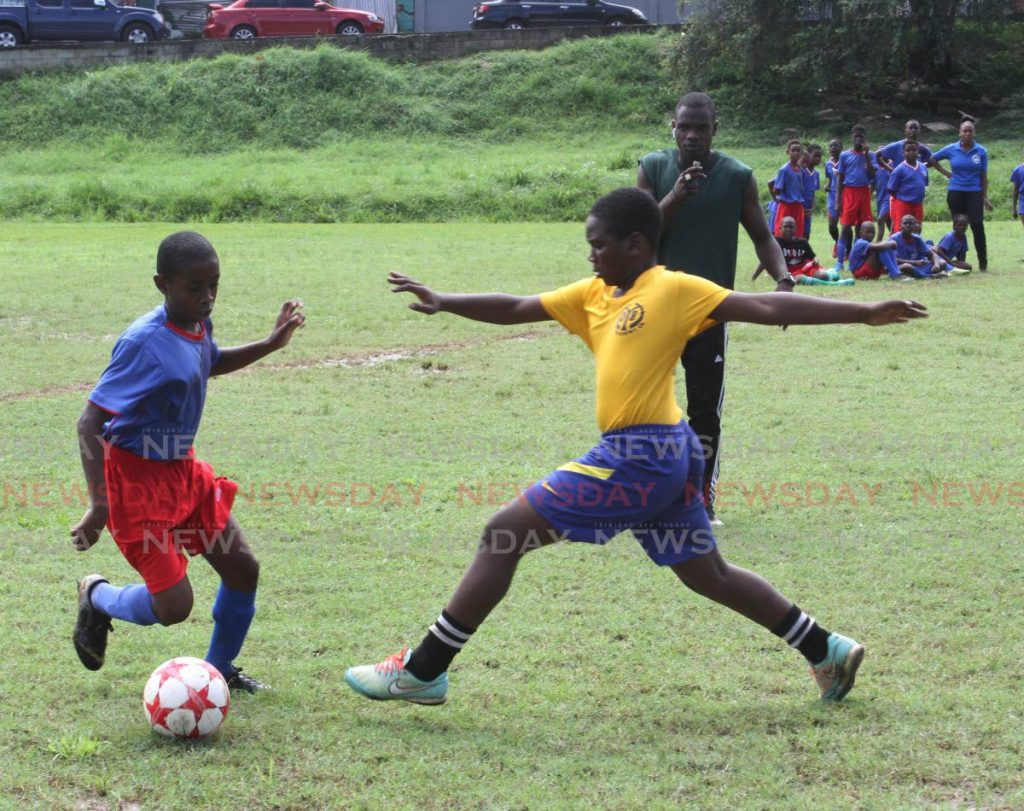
937 231 969 262
773 163 805 203
887 161 929 203
933 142 988 192
825 158 840 211
802 167 820 208
878 139 933 170
874 166 891 210
894 233 931 262
89 305 221 460
847 237 872 269
1011 164 1024 214
838 149 877 188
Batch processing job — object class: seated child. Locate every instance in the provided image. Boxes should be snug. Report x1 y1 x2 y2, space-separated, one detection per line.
764 216 853 286
935 214 973 274
847 221 903 280
893 215 945 279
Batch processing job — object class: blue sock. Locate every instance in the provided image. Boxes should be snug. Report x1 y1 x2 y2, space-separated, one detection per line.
91 582 159 626
205 584 256 677
836 238 847 266
879 249 901 279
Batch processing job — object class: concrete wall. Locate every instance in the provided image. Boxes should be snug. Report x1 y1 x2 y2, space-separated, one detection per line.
415 0 681 32
0 23 680 78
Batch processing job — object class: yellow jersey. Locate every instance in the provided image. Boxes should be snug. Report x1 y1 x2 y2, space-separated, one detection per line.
540 266 730 432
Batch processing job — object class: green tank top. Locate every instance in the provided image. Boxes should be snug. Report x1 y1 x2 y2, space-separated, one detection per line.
639 148 753 289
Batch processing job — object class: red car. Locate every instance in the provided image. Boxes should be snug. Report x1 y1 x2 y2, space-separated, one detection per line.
204 0 384 40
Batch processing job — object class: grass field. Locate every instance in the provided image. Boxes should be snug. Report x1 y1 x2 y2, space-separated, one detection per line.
2 221 1024 808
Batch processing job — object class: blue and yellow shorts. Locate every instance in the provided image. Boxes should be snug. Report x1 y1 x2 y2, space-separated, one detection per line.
523 421 716 566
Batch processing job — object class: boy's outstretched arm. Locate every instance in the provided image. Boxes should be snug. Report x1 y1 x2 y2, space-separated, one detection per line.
389 272 552 325
710 291 926 327
71 402 112 551
211 299 305 376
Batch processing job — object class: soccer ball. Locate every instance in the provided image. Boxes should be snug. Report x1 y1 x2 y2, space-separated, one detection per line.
143 657 230 739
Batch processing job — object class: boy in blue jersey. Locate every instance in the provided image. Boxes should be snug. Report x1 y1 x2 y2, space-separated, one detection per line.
802 144 823 238
345 187 926 707
875 119 950 235
887 140 929 228
935 214 973 273
848 221 903 280
772 139 807 236
824 138 842 257
1011 158 1024 234
71 231 305 692
893 215 945 278
836 125 878 271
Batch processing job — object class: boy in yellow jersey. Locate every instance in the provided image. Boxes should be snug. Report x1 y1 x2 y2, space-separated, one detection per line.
345 188 926 706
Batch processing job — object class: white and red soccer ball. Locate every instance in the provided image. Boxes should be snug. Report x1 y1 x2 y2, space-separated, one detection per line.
143 657 230 739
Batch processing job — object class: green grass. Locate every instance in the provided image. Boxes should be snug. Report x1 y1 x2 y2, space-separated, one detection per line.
1 35 1022 223
2 222 1024 807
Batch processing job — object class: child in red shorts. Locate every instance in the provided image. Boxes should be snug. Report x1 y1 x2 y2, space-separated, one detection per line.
71 231 305 692
835 125 878 271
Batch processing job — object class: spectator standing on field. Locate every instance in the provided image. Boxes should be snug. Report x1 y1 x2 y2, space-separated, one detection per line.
636 91 794 525
932 116 993 271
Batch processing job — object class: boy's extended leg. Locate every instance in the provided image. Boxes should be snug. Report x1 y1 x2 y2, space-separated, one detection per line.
201 515 265 692
73 558 194 672
345 497 562 704
670 549 864 701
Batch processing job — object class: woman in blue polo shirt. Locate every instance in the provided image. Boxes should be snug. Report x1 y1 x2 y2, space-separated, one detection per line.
933 116 993 271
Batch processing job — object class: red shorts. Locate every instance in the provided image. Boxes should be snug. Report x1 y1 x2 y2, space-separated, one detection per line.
889 198 924 228
773 201 805 237
789 258 824 277
840 186 873 227
105 445 238 593
851 263 881 280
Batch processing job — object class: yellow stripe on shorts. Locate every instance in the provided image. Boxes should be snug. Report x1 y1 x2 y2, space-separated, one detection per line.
557 461 615 480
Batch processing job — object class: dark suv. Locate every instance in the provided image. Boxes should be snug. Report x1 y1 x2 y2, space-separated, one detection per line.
470 0 648 30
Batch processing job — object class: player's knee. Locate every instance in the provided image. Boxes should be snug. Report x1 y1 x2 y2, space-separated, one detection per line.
154 596 193 626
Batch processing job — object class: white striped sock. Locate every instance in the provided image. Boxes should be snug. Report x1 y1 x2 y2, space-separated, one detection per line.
429 613 473 650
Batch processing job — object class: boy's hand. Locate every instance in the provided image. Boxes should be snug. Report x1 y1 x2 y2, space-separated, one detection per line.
268 300 305 349
389 272 442 314
863 300 928 326
71 505 109 551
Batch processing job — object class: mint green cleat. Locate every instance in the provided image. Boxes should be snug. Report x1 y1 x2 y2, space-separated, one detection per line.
811 633 864 701
345 648 449 705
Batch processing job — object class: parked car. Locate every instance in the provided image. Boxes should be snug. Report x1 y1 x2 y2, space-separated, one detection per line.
0 0 171 46
203 0 383 40
469 0 648 30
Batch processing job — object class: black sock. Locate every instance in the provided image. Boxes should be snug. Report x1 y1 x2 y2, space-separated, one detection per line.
404 610 476 682
771 604 831 665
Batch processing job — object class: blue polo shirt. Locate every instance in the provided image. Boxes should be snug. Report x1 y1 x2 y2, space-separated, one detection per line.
933 142 988 192
847 238 872 269
838 149 877 188
773 163 805 203
887 161 929 203
878 139 933 169
937 231 969 262
89 305 221 460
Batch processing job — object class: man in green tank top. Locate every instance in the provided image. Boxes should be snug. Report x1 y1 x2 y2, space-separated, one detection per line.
638 92 794 525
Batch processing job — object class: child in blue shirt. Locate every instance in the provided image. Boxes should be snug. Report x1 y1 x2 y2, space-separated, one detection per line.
935 214 973 273
802 144 823 238
893 215 943 278
1011 158 1024 234
772 139 808 236
887 140 929 228
71 231 306 692
848 221 902 280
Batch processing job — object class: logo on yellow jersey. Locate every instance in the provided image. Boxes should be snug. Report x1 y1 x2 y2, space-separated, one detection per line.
615 303 645 334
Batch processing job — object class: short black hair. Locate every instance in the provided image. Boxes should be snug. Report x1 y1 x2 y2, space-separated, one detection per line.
851 124 867 136
960 114 976 125
807 143 822 153
156 231 218 278
589 187 662 251
675 91 717 121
